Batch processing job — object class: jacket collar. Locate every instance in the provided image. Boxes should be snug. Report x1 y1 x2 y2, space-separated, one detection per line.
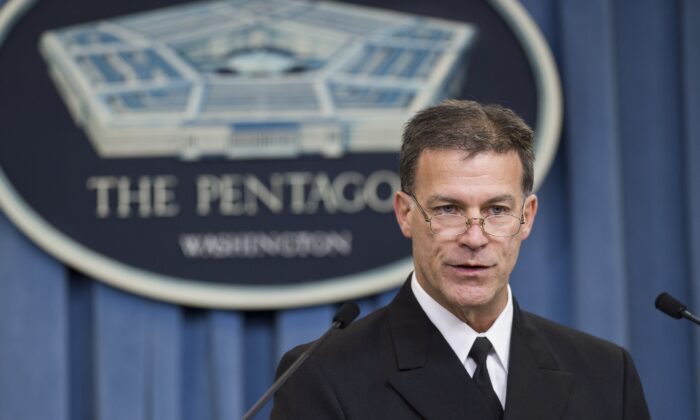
503 300 573 420
385 278 572 420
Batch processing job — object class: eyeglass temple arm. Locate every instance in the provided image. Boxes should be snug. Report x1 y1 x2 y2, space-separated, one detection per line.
406 193 432 222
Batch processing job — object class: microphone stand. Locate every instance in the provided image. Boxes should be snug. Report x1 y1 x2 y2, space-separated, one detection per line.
242 320 341 420
242 302 359 420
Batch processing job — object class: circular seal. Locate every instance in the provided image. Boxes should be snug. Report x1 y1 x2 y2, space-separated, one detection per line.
0 0 561 308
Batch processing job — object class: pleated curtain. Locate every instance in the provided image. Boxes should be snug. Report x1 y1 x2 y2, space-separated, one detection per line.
1 0 699 419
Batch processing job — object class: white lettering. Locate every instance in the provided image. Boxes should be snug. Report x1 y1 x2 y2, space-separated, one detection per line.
364 170 400 213
304 172 337 214
178 230 353 259
194 170 400 216
332 171 365 213
86 176 119 218
87 175 179 218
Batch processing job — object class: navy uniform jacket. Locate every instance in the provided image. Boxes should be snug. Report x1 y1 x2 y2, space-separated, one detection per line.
271 279 651 419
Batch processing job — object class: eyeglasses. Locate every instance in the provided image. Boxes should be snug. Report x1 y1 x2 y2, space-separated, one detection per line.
408 193 525 237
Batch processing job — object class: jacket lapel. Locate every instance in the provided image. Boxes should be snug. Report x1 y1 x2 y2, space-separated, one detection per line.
504 302 573 420
386 280 490 420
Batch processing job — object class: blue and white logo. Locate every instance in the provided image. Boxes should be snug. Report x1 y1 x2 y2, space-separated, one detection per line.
0 0 561 309
39 0 475 160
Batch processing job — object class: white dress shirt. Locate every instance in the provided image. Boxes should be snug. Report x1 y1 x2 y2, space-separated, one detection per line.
411 273 513 408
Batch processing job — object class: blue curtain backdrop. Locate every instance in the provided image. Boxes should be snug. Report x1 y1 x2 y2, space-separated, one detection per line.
1 0 699 419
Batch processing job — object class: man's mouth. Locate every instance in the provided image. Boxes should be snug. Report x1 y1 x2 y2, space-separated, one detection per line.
446 263 493 274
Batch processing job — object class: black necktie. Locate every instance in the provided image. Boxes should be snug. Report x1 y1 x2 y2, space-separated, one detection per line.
469 337 503 420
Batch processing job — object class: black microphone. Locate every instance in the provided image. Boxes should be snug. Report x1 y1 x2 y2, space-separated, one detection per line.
655 292 700 326
242 302 360 420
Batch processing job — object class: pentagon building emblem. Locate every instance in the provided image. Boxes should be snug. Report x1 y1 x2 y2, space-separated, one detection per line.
39 0 475 160
0 0 561 308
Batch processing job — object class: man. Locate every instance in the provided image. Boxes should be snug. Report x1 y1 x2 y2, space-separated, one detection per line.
271 100 650 419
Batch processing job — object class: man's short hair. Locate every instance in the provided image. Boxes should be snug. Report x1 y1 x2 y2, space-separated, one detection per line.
399 99 535 195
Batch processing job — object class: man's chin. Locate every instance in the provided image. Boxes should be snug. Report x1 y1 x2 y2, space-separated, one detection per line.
447 284 505 311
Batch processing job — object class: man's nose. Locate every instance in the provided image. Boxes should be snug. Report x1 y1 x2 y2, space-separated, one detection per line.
457 218 489 249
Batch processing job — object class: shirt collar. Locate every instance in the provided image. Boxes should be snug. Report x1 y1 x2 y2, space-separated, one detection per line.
411 272 513 372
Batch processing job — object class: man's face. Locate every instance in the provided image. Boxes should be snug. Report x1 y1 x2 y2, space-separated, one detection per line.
394 149 537 324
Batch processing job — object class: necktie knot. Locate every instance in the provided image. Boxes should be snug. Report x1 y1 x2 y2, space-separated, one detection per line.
469 336 493 365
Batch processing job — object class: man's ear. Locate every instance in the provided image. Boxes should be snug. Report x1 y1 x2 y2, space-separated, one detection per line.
394 192 413 238
519 194 538 240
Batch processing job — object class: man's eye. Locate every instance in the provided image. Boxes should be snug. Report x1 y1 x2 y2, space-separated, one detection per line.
434 205 458 215
489 206 508 215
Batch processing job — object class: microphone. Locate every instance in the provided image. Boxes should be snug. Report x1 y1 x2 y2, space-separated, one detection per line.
242 302 360 420
655 292 700 326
